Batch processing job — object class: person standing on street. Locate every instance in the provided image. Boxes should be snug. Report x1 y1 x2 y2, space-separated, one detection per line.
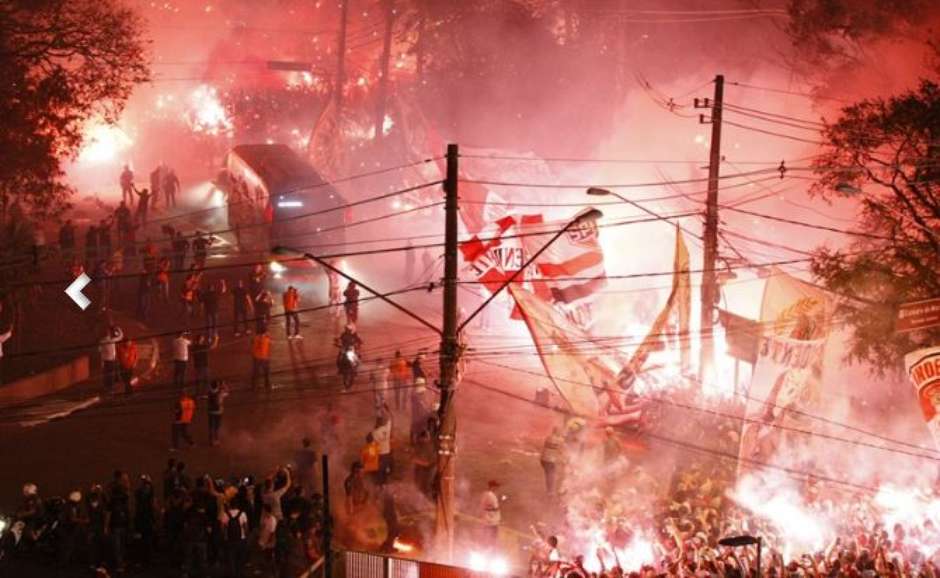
200 279 225 340
539 426 565 496
163 166 180 208
389 350 409 411
172 390 196 450
105 470 132 574
172 331 192 389
480 480 502 546
192 231 213 269
207 379 228 446
251 330 272 390
293 438 317 495
116 336 138 395
232 279 252 337
99 325 124 394
373 415 393 486
120 164 135 207
149 165 162 210
172 231 189 272
220 498 249 578
134 474 157 565
343 280 360 326
192 333 210 394
254 289 273 334
134 187 151 225
282 286 302 340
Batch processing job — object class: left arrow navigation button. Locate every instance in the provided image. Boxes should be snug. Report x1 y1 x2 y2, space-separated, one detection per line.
65 272 92 310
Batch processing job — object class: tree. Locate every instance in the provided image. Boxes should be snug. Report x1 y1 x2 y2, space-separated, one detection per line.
783 0 937 91
0 0 149 223
810 80 940 372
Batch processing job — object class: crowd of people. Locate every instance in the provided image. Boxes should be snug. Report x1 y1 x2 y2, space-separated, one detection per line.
6 453 326 578
525 390 940 578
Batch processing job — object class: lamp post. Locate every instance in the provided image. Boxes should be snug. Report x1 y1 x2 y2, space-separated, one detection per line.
718 535 762 577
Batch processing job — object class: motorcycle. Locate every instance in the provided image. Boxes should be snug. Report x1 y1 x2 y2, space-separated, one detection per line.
335 341 360 390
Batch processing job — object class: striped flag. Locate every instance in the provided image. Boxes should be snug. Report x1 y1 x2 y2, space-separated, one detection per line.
460 214 543 294
518 208 607 325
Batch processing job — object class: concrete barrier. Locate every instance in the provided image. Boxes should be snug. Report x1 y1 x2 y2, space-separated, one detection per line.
0 355 90 407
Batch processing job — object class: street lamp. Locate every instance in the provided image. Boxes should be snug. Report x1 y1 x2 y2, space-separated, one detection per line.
586 187 696 237
718 535 762 577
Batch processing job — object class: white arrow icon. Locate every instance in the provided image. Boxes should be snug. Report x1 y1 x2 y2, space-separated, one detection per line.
65 272 92 310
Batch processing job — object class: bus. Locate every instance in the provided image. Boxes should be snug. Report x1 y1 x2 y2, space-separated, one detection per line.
219 144 347 258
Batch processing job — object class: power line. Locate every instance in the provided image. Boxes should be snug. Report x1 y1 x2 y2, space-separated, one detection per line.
723 119 827 146
460 166 813 190
717 205 893 241
474 360 940 463
726 80 852 104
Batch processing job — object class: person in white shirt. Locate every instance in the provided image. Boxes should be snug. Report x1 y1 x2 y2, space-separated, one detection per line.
99 325 123 393
371 358 390 412
172 332 191 389
257 503 277 565
372 415 393 485
261 467 291 521
480 480 502 545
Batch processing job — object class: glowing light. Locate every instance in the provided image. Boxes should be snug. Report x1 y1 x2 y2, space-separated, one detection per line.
465 552 509 575
391 199 402 210
694 134 705 144
357 76 367 87
382 114 394 135
392 538 413 553
278 200 303 208
78 122 133 164
187 85 232 136
270 260 286 279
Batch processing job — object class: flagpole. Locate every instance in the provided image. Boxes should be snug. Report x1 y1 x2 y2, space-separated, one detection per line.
457 208 603 334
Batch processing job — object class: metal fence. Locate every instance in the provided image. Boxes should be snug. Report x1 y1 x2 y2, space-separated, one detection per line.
342 550 483 578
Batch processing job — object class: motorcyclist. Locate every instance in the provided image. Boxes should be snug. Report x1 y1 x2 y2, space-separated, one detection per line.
338 324 363 352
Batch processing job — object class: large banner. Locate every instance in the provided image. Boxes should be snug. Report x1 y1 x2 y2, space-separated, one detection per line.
738 271 832 471
904 346 940 450
508 283 620 417
627 226 691 375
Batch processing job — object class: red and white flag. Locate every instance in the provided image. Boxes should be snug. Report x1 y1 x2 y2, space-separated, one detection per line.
459 213 543 294
517 208 607 326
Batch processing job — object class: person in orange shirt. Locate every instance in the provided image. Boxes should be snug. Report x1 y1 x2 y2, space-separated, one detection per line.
116 337 139 395
172 390 196 450
388 350 409 410
251 330 272 390
282 286 302 340
360 432 380 486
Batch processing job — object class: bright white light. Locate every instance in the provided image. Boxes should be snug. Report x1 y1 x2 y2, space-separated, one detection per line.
278 200 303 208
467 552 487 572
382 114 394 135
391 199 402 210
187 85 232 136
466 552 509 575
78 122 133 164
269 261 287 274
0 518 7 533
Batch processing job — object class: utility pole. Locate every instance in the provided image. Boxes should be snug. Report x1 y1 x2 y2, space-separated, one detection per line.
373 0 395 141
696 74 724 384
321 455 333 578
334 0 349 118
435 143 459 559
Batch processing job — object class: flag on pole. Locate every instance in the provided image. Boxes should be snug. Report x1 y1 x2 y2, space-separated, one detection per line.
459 214 543 294
508 283 622 417
738 270 831 475
518 208 607 306
626 226 691 373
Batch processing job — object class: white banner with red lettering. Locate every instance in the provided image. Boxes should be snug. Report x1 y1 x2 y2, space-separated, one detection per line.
904 345 940 450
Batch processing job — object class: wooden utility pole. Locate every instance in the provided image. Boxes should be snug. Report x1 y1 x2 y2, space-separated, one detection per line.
434 143 459 558
334 0 350 118
373 0 395 141
697 74 724 383
321 454 333 578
